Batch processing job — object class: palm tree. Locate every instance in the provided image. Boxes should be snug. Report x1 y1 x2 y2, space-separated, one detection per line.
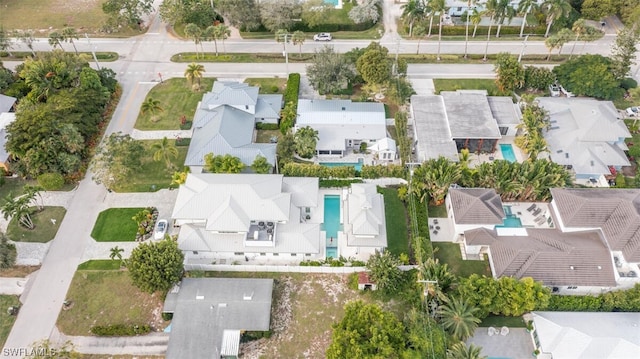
470 8 482 38
61 27 79 54
275 28 289 55
463 0 477 58
1 193 35 230
184 63 205 89
569 19 586 59
494 0 515 38
518 0 540 38
214 24 231 54
141 97 163 122
418 258 457 302
291 30 306 58
294 126 319 159
184 23 204 58
151 137 179 170
109 246 124 266
414 24 427 54
401 0 426 37
437 295 481 342
545 33 561 60
543 0 572 38
0 27 13 57
204 25 219 56
14 30 36 57
48 31 64 50
482 0 498 61
431 0 446 61
446 342 487 359
412 157 462 205
22 185 44 211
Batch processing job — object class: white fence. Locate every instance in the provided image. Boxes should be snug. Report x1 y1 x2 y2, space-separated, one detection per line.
184 264 367 273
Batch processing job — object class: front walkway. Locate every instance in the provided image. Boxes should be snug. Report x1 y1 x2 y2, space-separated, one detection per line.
130 129 192 140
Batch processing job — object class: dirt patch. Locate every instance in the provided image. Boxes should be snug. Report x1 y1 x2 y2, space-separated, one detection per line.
53 0 102 13
0 266 40 278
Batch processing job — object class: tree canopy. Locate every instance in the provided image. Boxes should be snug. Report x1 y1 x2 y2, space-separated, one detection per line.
553 54 625 100
127 238 184 293
306 45 355 95
90 133 144 190
494 52 524 92
204 153 245 173
102 0 154 30
294 126 319 159
356 42 392 86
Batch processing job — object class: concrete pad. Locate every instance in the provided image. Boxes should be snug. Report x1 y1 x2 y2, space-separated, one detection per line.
0 277 28 295
410 78 435 95
467 327 535 358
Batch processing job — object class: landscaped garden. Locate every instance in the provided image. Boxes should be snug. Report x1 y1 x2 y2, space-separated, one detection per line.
244 77 287 94
433 78 503 96
433 242 491 278
0 295 20 348
6 207 67 243
91 208 144 242
378 187 409 256
134 78 216 131
57 268 167 336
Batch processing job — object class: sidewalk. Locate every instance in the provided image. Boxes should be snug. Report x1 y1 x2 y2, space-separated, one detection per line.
130 129 192 140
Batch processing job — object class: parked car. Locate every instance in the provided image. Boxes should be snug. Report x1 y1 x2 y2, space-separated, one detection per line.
154 219 168 240
549 83 560 97
626 106 639 117
313 33 332 41
559 85 574 97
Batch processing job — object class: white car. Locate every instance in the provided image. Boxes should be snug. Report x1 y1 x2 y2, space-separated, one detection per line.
626 106 639 117
313 33 332 41
549 83 560 97
154 219 168 240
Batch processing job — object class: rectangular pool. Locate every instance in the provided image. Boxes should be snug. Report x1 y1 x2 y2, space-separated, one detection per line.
320 158 363 172
500 144 517 163
323 195 341 258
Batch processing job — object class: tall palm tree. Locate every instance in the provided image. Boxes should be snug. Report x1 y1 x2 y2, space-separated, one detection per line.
214 24 231 53
446 342 487 359
431 0 447 61
291 30 306 58
61 27 79 54
494 0 515 38
22 185 44 211
1 193 35 230
184 23 204 58
151 137 179 170
204 25 219 56
414 24 427 54
543 0 572 38
419 258 457 302
437 295 481 342
184 62 205 88
470 8 482 38
463 0 477 58
48 31 64 50
544 33 561 60
482 0 498 61
412 157 462 205
401 0 426 37
140 97 163 122
518 0 540 38
569 18 586 59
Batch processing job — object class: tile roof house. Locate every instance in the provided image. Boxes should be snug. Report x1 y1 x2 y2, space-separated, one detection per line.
411 90 521 162
184 81 282 173
342 184 388 258
446 188 506 238
295 99 396 161
171 174 323 264
537 97 631 183
163 278 273 359
530 311 640 359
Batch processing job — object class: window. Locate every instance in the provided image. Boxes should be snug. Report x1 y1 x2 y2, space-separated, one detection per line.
273 253 279 256
234 252 244 255
291 253 297 257
245 105 249 110
305 207 311 213
260 253 266 256
193 251 199 255
305 253 312 257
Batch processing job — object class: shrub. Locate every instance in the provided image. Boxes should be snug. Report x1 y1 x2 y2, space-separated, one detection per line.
241 330 272 342
90 324 151 336
0 232 17 269
37 172 65 190
620 77 638 90
524 66 555 91
299 260 322 266
281 162 356 178
350 260 366 267
320 179 364 188
284 73 301 105
256 123 279 130
161 312 173 321
360 164 406 179
175 137 191 146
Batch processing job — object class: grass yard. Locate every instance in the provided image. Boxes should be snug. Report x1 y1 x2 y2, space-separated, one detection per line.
6 206 66 243
90 208 143 242
378 188 410 256
433 78 503 96
77 260 122 270
197 272 373 358
134 78 216 131
255 129 282 144
433 242 491 278
428 204 448 218
57 270 166 336
0 295 20 348
0 266 40 278
0 0 105 32
0 178 38 201
113 139 188 193
244 77 287 94
480 315 527 328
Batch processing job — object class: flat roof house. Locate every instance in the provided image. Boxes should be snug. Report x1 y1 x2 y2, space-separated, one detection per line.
537 97 631 185
172 174 323 265
163 278 273 359
295 99 396 162
411 90 521 162
185 81 282 173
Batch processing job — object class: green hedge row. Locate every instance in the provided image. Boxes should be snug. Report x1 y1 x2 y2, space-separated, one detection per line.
415 25 546 37
90 324 151 336
546 284 640 312
284 73 300 105
282 163 356 178
320 179 364 188
361 164 406 179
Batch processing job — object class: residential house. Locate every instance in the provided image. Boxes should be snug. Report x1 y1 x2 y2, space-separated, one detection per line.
537 97 631 186
411 90 521 162
446 187 640 293
163 278 273 359
295 99 396 162
530 311 640 359
342 183 388 258
0 112 16 172
184 81 282 173
171 173 323 264
0 94 16 113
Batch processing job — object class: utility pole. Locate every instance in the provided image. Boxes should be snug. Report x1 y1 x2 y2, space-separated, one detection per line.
85 33 101 70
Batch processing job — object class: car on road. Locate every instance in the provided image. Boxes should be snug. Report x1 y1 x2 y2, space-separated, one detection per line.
626 106 639 117
549 83 560 97
154 219 168 240
313 33 332 41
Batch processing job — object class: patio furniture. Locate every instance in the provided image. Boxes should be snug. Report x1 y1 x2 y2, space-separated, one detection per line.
526 204 536 212
435 226 441 230
433 230 438 235
500 326 509 336
434 219 439 224
532 208 542 216
488 327 497 336
430 225 434 230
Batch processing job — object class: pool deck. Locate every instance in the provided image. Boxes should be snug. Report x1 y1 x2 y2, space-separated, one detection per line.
467 327 535 358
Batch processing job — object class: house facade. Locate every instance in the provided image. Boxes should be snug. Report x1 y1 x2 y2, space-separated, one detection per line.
342 183 388 258
184 81 282 173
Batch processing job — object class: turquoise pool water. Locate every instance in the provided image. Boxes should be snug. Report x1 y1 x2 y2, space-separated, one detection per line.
504 205 512 216
500 144 517 163
320 159 363 172
324 0 339 5
498 206 523 228
323 195 341 258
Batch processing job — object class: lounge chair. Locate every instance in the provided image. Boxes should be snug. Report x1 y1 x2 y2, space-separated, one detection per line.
488 327 497 336
500 326 509 336
526 204 536 212
532 208 542 216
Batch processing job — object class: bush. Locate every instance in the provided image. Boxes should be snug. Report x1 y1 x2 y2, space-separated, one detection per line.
90 324 151 336
320 179 364 188
256 123 279 130
161 312 173 321
299 260 322 266
37 172 65 190
282 162 356 178
284 73 301 105
524 66 555 91
241 330 272 342
419 24 546 37
621 77 638 90
360 164 406 179
175 137 191 146
0 233 17 269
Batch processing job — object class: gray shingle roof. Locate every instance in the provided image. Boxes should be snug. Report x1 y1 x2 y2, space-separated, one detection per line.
487 96 522 125
0 94 16 113
411 95 459 162
441 91 502 139
164 278 273 359
551 188 640 263
467 227 616 287
449 188 505 225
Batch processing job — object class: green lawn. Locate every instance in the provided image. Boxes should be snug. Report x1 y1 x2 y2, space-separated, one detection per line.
172 52 314 63
77 259 122 270
113 139 188 193
244 77 287 94
480 315 527 328
256 129 282 144
0 295 20 348
433 242 491 278
379 188 410 256
57 270 166 336
90 208 143 242
0 178 38 201
428 204 448 218
433 78 503 96
6 206 66 243
134 78 216 130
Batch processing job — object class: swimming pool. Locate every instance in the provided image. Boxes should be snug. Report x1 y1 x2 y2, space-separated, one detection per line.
323 195 341 258
500 144 517 163
324 0 339 6
320 158 363 172
500 216 523 228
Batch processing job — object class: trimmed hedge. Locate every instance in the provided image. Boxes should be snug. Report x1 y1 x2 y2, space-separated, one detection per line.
320 179 364 188
361 164 406 179
546 284 640 312
90 324 151 336
282 162 356 178
416 25 546 37
284 73 300 105
256 123 279 130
